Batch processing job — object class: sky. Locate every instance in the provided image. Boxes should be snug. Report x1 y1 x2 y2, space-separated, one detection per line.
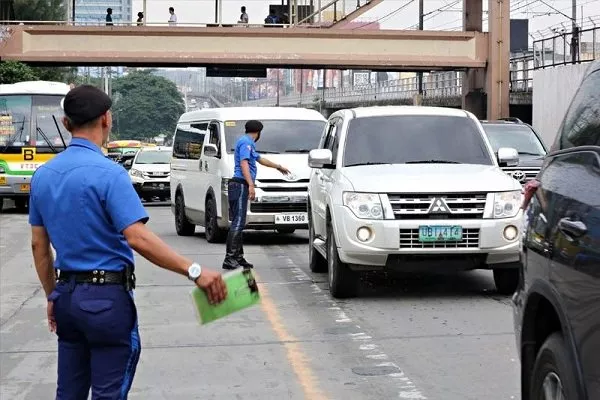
131 0 600 40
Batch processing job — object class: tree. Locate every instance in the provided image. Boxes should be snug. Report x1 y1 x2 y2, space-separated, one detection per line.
13 0 76 84
112 71 185 140
0 61 39 84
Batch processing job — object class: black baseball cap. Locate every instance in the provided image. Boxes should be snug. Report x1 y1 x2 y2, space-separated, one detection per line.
245 120 263 133
62 85 112 126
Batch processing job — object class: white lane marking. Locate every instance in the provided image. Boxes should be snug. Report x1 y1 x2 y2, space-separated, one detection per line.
281 255 428 399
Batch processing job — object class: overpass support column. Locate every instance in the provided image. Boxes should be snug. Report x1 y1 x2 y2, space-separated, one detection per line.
486 0 510 119
461 0 485 119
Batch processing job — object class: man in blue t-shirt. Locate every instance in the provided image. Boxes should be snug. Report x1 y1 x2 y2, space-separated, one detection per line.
223 120 290 270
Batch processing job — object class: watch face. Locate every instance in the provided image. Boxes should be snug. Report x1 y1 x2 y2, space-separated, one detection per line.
189 264 201 279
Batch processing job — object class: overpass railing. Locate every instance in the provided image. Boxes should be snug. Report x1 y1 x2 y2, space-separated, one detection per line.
238 60 534 107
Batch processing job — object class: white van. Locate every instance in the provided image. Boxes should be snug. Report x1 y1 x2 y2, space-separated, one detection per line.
170 107 327 242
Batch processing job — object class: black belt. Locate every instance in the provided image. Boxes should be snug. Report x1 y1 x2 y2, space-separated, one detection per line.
230 177 249 186
57 267 136 290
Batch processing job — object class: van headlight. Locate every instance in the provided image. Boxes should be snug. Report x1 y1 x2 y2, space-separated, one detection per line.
492 191 522 218
343 192 383 220
130 169 143 178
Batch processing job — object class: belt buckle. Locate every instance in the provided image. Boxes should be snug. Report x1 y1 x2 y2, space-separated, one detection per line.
92 270 106 284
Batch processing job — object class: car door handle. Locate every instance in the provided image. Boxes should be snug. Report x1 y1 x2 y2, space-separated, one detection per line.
558 218 587 239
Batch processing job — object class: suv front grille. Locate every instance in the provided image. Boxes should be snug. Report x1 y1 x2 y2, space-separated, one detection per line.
250 203 307 213
387 193 487 220
399 228 480 249
502 167 539 184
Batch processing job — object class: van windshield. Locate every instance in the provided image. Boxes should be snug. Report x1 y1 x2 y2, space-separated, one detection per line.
224 120 326 154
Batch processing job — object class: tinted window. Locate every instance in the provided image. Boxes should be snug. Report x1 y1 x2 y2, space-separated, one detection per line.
224 120 326 154
135 150 171 164
173 124 205 159
556 70 600 150
343 115 494 167
482 124 546 156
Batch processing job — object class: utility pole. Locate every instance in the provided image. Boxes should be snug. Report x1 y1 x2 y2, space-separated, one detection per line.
417 0 424 96
571 0 579 63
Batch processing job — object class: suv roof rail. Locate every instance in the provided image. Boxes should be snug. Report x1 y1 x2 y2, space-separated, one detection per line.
498 117 523 123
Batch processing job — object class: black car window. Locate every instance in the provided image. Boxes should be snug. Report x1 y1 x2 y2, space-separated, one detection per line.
343 115 494 167
556 70 600 150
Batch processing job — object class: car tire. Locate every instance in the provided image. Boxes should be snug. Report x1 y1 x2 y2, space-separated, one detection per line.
276 228 296 234
529 333 578 400
327 222 358 298
15 198 28 212
174 193 195 236
205 196 226 243
493 268 520 295
308 213 327 273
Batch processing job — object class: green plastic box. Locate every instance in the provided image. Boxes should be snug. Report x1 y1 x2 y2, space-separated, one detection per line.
191 268 261 325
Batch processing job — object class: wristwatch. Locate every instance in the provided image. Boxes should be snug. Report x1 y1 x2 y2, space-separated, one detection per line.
187 263 202 282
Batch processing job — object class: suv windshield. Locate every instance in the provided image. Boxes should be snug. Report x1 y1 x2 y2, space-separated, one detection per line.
225 119 326 154
343 115 494 167
482 124 546 156
135 150 171 164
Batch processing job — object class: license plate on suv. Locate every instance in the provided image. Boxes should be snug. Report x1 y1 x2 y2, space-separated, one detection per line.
418 225 463 242
275 213 307 224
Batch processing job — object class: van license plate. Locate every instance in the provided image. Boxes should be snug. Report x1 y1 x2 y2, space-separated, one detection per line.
418 225 462 242
275 213 307 224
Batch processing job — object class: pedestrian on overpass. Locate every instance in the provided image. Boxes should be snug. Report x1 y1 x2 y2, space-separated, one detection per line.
223 120 290 270
238 6 249 24
105 8 113 26
29 85 227 399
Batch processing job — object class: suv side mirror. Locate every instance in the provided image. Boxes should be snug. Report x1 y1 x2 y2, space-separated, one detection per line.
308 149 333 168
123 159 133 169
498 147 519 167
203 143 218 158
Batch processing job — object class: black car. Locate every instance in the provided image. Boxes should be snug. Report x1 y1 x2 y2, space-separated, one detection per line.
481 119 548 185
513 59 600 399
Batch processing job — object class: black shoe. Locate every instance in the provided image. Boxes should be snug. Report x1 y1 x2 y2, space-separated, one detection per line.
222 260 241 270
223 230 244 270
238 258 254 269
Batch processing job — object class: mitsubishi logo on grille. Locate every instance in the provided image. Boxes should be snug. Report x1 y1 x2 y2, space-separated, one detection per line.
511 170 526 183
427 197 452 214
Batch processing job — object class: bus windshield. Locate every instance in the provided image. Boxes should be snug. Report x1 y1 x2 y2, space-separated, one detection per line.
0 94 71 152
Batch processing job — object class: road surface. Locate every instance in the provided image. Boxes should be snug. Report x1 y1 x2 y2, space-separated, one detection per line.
1 203 520 399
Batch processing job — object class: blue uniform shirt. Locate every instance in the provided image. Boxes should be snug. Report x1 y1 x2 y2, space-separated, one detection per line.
28 137 148 272
232 134 261 182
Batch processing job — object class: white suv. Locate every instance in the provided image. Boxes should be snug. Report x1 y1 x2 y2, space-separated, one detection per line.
307 106 524 298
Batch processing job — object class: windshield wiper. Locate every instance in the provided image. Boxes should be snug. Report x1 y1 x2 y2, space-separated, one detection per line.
284 149 311 153
36 125 58 153
518 151 543 156
404 160 462 164
345 162 391 167
52 115 67 148
1 119 25 151
257 150 281 154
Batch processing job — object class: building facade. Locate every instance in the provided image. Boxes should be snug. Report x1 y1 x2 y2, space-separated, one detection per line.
75 0 132 25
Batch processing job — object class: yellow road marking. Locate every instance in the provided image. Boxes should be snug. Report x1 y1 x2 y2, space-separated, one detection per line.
256 273 328 400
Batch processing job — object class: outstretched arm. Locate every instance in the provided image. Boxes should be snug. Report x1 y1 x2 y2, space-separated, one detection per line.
258 157 290 174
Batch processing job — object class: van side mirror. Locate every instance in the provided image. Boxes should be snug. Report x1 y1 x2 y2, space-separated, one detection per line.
308 149 333 168
123 159 133 169
203 144 218 158
498 147 519 167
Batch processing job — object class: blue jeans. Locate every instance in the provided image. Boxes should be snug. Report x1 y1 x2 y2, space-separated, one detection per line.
49 278 141 399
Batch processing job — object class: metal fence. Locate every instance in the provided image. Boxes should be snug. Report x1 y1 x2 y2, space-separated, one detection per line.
532 26 599 68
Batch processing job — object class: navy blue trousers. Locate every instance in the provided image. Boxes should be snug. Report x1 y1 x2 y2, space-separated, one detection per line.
228 181 249 232
48 278 141 400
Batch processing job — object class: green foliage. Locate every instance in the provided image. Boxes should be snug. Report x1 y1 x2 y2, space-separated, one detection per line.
13 0 76 83
112 71 185 140
13 0 65 21
0 61 39 84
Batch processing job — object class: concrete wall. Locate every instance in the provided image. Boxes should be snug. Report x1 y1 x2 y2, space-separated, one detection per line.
532 63 590 147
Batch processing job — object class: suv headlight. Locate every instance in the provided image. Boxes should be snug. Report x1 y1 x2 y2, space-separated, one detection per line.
492 191 522 218
130 169 143 178
343 192 383 220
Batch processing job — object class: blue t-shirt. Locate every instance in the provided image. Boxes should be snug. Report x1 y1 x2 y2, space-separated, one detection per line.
233 134 261 182
28 137 149 272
